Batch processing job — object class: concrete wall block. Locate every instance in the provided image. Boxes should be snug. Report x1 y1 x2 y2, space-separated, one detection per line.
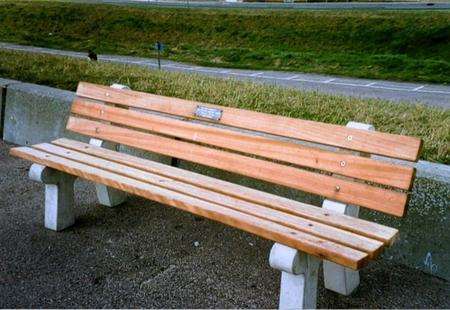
0 84 5 137
0 78 20 138
3 82 86 145
360 178 450 280
1 80 169 163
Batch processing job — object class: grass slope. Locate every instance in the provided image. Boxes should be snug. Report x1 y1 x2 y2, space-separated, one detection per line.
0 50 448 164
0 1 449 83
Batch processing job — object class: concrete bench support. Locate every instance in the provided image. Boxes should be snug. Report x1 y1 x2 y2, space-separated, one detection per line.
322 200 360 295
88 83 130 207
89 138 127 207
322 121 374 296
269 243 320 309
29 164 76 231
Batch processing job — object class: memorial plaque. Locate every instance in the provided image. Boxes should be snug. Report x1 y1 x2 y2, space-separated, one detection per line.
194 105 223 121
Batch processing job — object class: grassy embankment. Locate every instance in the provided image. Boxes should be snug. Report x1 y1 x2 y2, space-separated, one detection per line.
0 1 449 83
0 50 448 164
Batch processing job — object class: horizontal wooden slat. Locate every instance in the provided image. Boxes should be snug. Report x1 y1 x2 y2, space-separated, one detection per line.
76 82 423 161
71 98 415 190
66 116 409 216
33 142 384 257
10 146 370 269
53 138 399 245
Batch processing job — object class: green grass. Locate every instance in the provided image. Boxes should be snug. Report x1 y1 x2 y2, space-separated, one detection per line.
0 1 449 83
0 49 448 164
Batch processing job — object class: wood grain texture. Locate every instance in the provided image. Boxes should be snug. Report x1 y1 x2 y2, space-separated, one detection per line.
66 116 409 216
76 82 422 161
33 142 384 257
10 146 370 269
71 98 415 190
52 138 399 245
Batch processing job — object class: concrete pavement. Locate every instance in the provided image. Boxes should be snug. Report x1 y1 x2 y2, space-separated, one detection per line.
1 139 450 308
1 42 449 108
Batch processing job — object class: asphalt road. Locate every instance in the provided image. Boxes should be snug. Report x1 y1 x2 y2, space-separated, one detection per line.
68 0 450 10
1 42 449 109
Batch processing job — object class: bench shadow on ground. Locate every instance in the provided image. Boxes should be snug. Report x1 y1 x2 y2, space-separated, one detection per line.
0 140 448 308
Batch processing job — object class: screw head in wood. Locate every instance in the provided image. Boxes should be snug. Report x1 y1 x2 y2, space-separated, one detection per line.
347 135 353 141
340 160 346 167
335 185 340 192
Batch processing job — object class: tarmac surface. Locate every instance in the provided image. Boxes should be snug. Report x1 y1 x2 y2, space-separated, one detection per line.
67 0 450 11
1 139 449 308
1 42 449 109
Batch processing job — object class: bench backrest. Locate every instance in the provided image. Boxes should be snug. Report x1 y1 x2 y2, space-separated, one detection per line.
68 82 422 217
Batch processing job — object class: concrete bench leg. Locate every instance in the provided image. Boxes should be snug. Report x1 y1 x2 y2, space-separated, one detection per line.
89 138 127 207
269 243 320 309
29 164 76 231
322 121 374 296
322 200 360 295
87 82 130 207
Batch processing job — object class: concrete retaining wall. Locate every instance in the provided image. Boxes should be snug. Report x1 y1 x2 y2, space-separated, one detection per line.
0 78 19 138
1 79 449 280
3 81 85 145
0 83 4 137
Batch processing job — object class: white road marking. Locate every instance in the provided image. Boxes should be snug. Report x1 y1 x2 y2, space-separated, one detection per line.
286 75 299 80
194 68 219 73
362 85 407 91
292 77 318 82
416 89 450 95
250 72 263 77
128 60 147 65
228 72 255 77
259 75 284 79
144 62 158 67
2 43 450 96
169 65 192 70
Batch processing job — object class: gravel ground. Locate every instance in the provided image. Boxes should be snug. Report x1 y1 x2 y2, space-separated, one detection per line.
1 140 449 308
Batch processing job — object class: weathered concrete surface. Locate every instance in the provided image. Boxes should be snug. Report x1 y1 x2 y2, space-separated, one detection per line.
0 78 19 137
0 82 5 137
0 77 18 88
361 178 450 280
2 80 170 164
3 82 85 145
416 161 450 184
1 140 449 308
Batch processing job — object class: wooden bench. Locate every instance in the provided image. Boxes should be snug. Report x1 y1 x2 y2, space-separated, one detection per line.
10 82 422 309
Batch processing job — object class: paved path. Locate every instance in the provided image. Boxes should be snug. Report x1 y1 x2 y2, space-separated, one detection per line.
1 140 450 308
68 0 450 10
1 42 449 109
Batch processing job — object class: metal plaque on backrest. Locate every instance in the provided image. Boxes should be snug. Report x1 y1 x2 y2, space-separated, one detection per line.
194 105 223 121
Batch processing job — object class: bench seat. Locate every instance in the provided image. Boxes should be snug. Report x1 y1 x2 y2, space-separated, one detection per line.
10 82 423 308
11 137 398 270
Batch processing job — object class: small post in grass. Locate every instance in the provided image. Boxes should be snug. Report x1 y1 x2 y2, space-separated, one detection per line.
155 41 165 70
